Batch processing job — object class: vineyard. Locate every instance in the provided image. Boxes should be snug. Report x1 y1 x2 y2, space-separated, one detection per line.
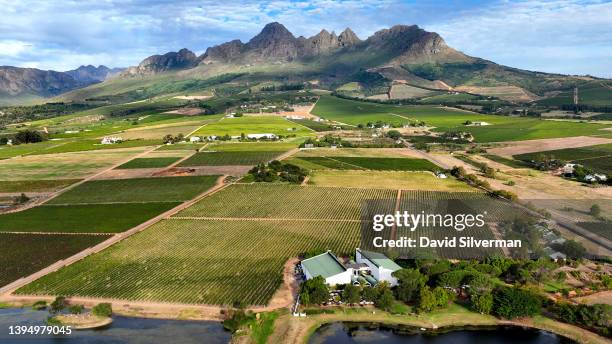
174 184 397 220
0 203 180 233
286 157 439 171
178 151 286 166
116 157 182 169
0 233 110 287
48 176 219 204
16 219 360 305
514 143 612 174
16 183 504 305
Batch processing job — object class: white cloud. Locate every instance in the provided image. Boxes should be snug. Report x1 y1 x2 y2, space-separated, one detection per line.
0 40 32 58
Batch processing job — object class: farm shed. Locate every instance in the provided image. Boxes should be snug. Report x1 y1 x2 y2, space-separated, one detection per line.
355 248 402 286
301 251 352 286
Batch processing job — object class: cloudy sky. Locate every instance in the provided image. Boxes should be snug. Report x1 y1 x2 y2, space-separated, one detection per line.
1 0 611 77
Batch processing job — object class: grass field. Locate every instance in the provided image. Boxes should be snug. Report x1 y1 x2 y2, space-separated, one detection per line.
0 179 80 193
312 95 610 142
307 170 475 191
179 151 285 166
48 176 219 204
116 157 182 169
0 233 111 287
205 141 299 152
15 219 360 305
286 156 440 171
0 147 149 181
0 203 180 233
514 143 612 174
192 116 313 137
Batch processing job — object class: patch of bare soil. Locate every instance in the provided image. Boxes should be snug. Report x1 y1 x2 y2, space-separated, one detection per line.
163 107 204 116
152 167 196 177
574 290 612 305
488 136 612 157
186 166 252 177
276 104 317 118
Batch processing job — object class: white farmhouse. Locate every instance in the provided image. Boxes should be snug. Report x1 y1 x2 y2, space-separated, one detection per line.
301 251 352 286
189 136 202 143
355 249 402 286
101 136 123 144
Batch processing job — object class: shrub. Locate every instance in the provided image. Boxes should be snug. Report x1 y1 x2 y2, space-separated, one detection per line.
68 304 84 314
49 296 67 314
92 303 112 317
493 287 541 319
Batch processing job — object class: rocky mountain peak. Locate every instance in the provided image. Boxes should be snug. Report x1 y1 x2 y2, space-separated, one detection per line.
338 28 360 47
122 48 198 76
245 22 299 61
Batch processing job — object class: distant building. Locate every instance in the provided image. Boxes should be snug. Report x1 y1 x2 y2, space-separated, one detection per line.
355 249 402 286
286 115 305 120
301 251 352 286
190 136 202 142
101 136 123 144
585 174 607 183
247 133 277 140
549 252 567 261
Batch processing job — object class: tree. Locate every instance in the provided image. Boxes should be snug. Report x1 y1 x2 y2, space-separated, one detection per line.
68 304 84 314
555 240 586 258
386 130 401 140
342 284 361 305
466 273 494 294
493 287 541 319
393 268 427 303
375 288 394 311
300 276 329 305
417 287 437 312
432 286 452 308
471 292 493 314
14 129 46 144
361 286 378 302
92 303 113 317
589 204 601 217
49 296 67 314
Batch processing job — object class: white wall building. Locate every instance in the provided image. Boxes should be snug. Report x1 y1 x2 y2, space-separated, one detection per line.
355 249 402 287
301 251 352 286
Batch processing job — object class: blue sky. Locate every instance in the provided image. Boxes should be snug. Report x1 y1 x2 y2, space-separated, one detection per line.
0 0 611 77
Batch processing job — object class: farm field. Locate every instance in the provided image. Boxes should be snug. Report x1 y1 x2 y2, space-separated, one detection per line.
205 141 299 152
48 176 219 204
192 115 313 137
0 202 180 233
514 143 612 174
174 184 397 220
156 143 206 151
578 222 612 241
312 95 610 142
286 118 354 131
179 151 285 166
0 147 150 180
0 233 111 288
286 156 439 171
293 147 423 158
481 154 531 168
308 170 475 191
15 219 360 305
116 157 182 169
28 139 160 156
0 179 80 193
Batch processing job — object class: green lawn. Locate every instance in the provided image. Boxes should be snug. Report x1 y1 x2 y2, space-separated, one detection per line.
312 95 610 142
116 157 182 169
179 151 285 166
0 202 180 233
48 176 219 204
192 115 313 137
0 179 81 193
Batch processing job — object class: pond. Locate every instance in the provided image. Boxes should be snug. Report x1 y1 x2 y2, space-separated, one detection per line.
0 307 231 344
309 322 576 344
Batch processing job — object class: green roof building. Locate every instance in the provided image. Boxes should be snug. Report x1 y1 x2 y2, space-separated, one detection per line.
301 251 352 286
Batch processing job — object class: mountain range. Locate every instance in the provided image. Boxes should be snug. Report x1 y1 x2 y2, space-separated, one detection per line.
1 22 607 106
0 65 122 105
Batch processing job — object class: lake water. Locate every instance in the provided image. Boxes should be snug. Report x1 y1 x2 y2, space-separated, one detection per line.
309 322 577 344
0 308 231 343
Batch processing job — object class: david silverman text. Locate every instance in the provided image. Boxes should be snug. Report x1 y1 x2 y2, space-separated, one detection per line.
372 236 522 248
